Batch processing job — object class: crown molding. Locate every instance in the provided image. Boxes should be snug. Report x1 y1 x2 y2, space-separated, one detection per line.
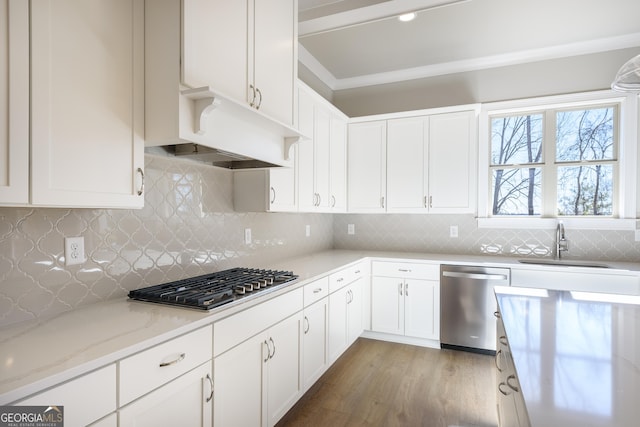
299 32 640 91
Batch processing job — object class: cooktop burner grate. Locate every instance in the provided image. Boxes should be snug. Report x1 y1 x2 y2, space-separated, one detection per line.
128 267 298 310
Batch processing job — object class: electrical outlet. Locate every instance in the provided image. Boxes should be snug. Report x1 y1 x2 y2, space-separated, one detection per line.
305 225 311 237
244 228 252 245
635 229 640 242
65 236 85 266
347 224 355 235
449 225 459 238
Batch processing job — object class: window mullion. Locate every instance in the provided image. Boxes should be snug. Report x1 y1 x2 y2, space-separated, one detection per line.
542 110 556 217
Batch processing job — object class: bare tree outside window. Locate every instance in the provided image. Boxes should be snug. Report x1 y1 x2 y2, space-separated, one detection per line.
556 107 614 216
490 114 543 215
489 106 616 217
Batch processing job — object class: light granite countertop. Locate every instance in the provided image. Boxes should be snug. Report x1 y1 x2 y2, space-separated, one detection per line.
496 286 640 427
1 249 638 405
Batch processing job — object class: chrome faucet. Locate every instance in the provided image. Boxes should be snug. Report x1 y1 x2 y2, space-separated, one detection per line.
555 221 569 259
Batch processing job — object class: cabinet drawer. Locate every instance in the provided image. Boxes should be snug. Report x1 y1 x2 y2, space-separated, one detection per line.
119 326 213 406
214 287 303 357
329 263 364 293
372 261 439 280
17 364 116 427
304 276 329 307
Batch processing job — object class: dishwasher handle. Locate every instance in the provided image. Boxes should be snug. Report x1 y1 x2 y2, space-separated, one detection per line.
442 271 509 281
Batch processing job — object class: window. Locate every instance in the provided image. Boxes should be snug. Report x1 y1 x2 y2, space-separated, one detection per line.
479 90 637 229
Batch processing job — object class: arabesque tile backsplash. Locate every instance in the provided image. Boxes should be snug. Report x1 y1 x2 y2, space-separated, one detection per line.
1 154 638 327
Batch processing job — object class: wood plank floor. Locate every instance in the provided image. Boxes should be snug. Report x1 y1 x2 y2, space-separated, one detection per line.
277 338 498 427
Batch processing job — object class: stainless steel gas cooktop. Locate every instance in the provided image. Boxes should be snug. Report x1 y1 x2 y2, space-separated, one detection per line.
128 267 298 310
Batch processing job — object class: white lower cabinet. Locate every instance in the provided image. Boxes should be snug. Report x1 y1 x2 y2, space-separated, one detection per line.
16 364 116 427
302 297 328 391
328 277 363 363
119 362 213 427
213 312 302 427
371 262 440 341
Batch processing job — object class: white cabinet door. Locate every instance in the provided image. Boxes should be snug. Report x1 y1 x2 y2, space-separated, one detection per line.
297 86 316 211
404 279 440 340
266 313 302 427
269 167 297 212
213 334 264 427
119 362 213 427
17 364 116 427
214 312 302 427
427 110 476 213
347 121 387 212
371 277 403 335
346 279 364 345
30 0 144 208
302 298 328 390
314 105 331 210
386 117 428 212
252 0 296 126
329 115 347 211
328 285 349 363
182 0 247 102
0 0 28 205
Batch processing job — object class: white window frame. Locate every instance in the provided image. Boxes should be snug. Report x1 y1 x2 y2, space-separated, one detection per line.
477 90 638 230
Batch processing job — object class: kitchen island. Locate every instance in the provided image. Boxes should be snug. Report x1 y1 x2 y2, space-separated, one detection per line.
495 286 640 427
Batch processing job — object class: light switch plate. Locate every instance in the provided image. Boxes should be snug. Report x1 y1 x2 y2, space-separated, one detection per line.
449 226 459 238
305 225 311 237
348 224 355 235
65 236 85 266
244 228 252 245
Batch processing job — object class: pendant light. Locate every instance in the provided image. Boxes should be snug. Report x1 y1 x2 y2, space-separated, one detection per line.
611 54 640 92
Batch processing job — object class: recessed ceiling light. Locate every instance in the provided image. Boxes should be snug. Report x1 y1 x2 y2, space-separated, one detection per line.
397 12 416 22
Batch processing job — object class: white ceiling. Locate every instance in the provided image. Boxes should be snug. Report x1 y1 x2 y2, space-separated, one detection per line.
298 0 640 91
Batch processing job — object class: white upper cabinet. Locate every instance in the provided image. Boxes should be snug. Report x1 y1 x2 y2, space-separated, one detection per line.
0 0 28 205
183 0 296 126
352 107 477 214
1 0 144 208
146 0 299 169
297 82 348 212
347 120 387 213
386 117 429 212
427 110 477 213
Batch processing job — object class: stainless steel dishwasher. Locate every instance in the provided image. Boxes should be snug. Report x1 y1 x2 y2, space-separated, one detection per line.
440 264 510 355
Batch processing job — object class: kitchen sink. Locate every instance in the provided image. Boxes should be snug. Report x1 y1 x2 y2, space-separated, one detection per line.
518 259 610 268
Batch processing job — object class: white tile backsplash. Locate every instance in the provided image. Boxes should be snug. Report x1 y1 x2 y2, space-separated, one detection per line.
1 154 638 327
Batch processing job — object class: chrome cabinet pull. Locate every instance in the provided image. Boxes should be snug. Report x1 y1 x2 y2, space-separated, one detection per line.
398 268 411 273
159 353 185 367
506 374 519 392
205 373 214 403
495 350 503 372
255 87 262 109
270 187 276 204
249 84 256 107
313 288 323 293
494 311 501 318
269 337 276 359
399 282 403 296
498 382 511 396
304 316 310 334
499 335 508 347
136 167 144 196
263 340 270 362
429 195 433 208
405 283 409 296
331 195 336 207
423 196 427 208
336 277 344 282
381 196 385 208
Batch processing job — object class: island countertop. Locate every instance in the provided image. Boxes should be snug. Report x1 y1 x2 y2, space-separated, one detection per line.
495 286 640 427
